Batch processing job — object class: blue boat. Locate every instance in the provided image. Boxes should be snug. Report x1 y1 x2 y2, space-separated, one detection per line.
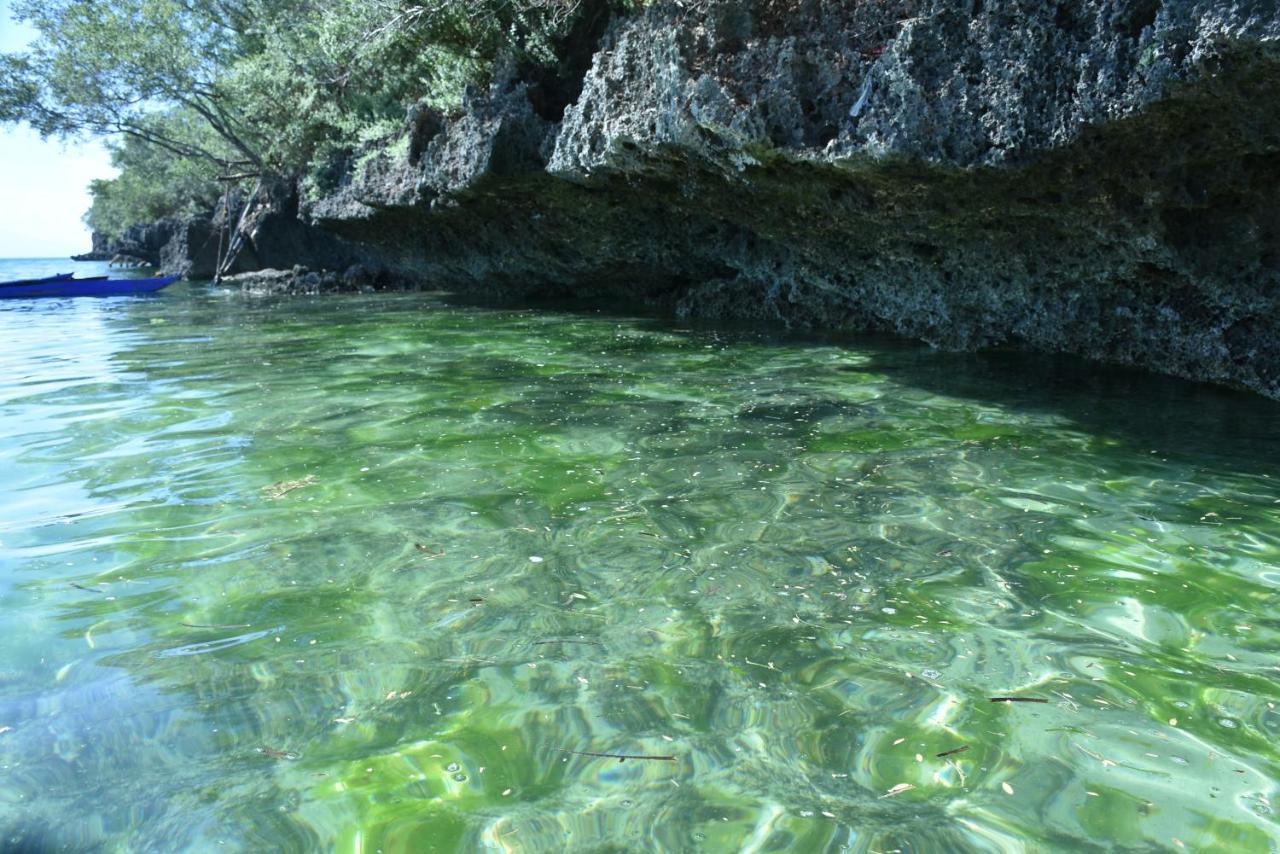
0 274 179 299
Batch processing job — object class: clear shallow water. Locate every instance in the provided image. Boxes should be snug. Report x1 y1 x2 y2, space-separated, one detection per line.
1 260 1279 852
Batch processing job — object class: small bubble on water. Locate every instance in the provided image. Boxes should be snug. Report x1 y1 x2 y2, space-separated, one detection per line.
881 607 897 615
921 669 941 680
621 800 633 807
1219 718 1238 729
453 773 467 782
799 810 814 817
446 762 460 772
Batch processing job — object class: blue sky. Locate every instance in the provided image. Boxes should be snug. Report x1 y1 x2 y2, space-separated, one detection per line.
0 1 116 258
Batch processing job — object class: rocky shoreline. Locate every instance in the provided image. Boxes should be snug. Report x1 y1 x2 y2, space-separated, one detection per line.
82 0 1280 399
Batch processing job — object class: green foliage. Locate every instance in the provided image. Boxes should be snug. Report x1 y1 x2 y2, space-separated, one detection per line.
85 112 225 238
3 0 613 233
2 0 274 167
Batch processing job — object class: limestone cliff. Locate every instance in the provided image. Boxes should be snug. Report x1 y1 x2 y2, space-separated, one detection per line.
148 1 1280 397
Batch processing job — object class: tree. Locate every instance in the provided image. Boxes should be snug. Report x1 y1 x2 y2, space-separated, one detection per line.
2 0 604 245
85 112 225 238
0 0 286 172
2 0 594 174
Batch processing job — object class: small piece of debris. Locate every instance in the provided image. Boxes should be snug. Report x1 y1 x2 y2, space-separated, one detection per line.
256 747 300 760
936 745 970 758
880 783 915 799
559 749 675 763
849 72 874 118
263 475 317 500
1002 781 1014 795
989 697 1050 704
181 622 251 630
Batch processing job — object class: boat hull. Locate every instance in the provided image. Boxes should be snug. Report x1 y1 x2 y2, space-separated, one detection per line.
0 276 179 299
4 273 74 286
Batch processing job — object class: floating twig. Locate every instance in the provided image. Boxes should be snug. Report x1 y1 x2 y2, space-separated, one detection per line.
256 746 299 760
181 622 252 630
936 745 970 758
559 749 676 763
989 697 1050 704
69 582 105 594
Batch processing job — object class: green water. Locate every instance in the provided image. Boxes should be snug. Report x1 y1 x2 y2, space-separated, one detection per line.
2 282 1279 852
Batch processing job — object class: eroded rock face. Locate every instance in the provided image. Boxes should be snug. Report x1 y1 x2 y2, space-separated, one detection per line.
128 0 1280 397
234 181 371 274
81 211 229 279
225 263 414 296
71 232 112 262
76 182 371 280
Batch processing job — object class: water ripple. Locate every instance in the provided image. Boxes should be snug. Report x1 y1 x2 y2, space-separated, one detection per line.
1 280 1278 850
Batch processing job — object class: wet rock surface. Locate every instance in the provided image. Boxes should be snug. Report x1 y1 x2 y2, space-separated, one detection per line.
226 264 415 296
78 212 229 279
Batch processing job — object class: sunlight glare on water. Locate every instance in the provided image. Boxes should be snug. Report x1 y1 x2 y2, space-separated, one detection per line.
0 267 1278 852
